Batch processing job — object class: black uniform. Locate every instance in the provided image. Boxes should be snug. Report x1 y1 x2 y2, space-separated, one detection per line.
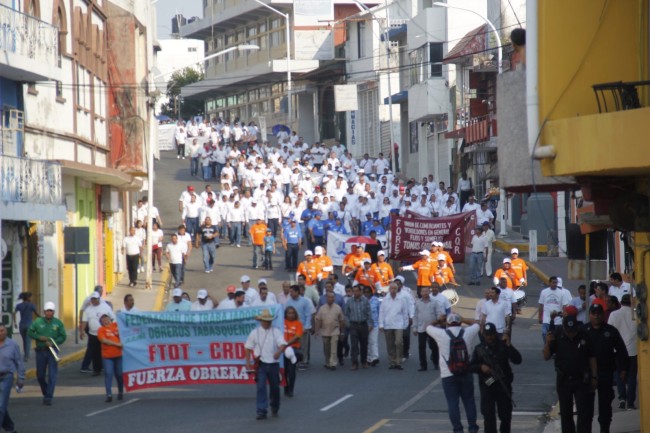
546 327 594 433
470 339 522 433
583 323 629 433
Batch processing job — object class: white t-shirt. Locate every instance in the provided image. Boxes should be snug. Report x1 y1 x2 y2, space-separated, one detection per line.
607 306 637 356
609 282 635 301
82 303 115 335
123 236 142 256
191 299 215 311
166 242 187 264
481 300 511 333
538 287 571 324
151 229 164 248
244 326 286 363
427 324 480 378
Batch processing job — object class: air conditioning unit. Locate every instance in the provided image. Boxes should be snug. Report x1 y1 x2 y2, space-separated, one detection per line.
100 186 120 213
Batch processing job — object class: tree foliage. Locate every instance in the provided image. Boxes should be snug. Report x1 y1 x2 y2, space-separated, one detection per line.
159 67 205 119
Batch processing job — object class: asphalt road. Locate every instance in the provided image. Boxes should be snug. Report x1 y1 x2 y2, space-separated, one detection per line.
9 152 557 433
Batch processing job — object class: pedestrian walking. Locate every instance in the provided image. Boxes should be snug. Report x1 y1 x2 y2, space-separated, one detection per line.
263 229 276 270
314 292 345 370
122 226 142 287
0 324 25 432
468 226 487 285
13 292 38 361
165 234 188 286
28 302 66 405
379 283 410 370
249 218 268 269
283 306 303 397
608 294 638 410
97 314 124 402
344 285 373 370
79 293 115 377
413 286 445 371
199 216 219 273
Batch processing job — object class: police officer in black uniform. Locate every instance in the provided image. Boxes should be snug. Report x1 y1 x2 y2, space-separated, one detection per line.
584 303 629 433
543 313 597 433
470 323 522 433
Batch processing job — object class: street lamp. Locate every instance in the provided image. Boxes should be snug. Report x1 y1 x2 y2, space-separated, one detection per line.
351 0 397 174
253 0 292 128
144 44 259 290
433 2 507 236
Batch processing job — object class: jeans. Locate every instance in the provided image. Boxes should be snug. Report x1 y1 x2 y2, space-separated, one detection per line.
35 349 58 401
349 322 369 366
441 374 479 433
384 329 404 366
282 184 290 197
202 165 211 180
103 356 124 397
252 245 264 268
190 157 200 176
214 162 224 179
616 355 637 407
264 251 273 269
267 218 279 238
285 244 299 270
0 373 15 431
177 144 185 157
170 263 183 285
469 252 484 284
19 325 30 360
230 222 242 245
418 332 438 369
202 242 217 271
185 217 199 238
256 362 280 415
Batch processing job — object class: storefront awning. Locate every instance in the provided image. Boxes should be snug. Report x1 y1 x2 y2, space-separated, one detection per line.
59 160 143 191
383 90 408 104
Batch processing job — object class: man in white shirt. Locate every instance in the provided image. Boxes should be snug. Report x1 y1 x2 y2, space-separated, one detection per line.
165 234 188 287
240 275 260 306
608 272 635 302
461 195 480 213
191 289 215 311
480 287 511 337
373 153 390 173
379 283 410 370
468 226 488 285
476 202 495 226
182 194 202 248
245 308 287 420
481 221 496 277
252 284 278 306
178 185 195 213
80 293 115 376
121 227 142 288
426 313 480 433
189 138 202 177
538 275 571 342
607 294 637 410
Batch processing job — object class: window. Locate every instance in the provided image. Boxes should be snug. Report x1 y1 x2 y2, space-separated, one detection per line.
56 81 63 99
410 42 444 85
258 35 267 50
53 3 67 58
429 43 443 77
270 30 283 47
357 22 366 58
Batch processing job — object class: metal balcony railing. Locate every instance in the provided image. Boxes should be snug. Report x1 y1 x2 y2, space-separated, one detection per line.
0 155 64 205
0 4 59 68
592 80 649 113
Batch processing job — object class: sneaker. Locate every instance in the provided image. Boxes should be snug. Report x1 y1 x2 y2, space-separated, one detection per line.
117 393 123 401
105 396 112 403
80 369 93 374
618 399 626 409
236 244 241 248
256 413 267 420
626 403 636 410
182 156 186 160
177 155 180 159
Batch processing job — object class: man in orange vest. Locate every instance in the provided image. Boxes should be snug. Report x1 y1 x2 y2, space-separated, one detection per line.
297 250 322 289
433 254 456 286
510 248 528 287
314 246 334 294
434 241 456 274
249 218 268 269
372 250 394 294
343 244 371 278
493 258 518 289
354 259 380 290
399 250 436 298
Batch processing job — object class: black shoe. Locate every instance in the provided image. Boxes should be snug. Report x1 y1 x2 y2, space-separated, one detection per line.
105 396 112 403
271 410 278 418
394 365 404 370
433 364 439 370
618 399 626 409
117 393 123 401
338 359 344 366
92 371 102 377
418 367 427 371
388 365 396 370
284 391 294 398
256 413 267 420
371 359 379 366
43 399 52 406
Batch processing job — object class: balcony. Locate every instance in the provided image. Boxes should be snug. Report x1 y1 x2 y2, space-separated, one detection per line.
0 4 62 82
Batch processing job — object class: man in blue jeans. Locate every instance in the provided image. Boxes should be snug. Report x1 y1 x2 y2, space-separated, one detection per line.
245 309 287 420
200 216 219 273
468 227 487 285
427 313 480 433
0 324 25 431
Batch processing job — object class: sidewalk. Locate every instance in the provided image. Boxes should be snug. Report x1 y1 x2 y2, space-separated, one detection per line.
23 267 169 380
542 407 640 433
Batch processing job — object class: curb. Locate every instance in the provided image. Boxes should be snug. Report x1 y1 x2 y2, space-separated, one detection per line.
24 267 170 380
494 239 551 283
494 238 548 254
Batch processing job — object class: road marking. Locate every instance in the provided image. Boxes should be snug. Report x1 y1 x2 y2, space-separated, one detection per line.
85 398 140 417
512 411 546 416
362 418 389 433
393 377 441 413
320 394 353 411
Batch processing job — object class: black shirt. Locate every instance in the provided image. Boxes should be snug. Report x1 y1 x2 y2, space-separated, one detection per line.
548 328 591 379
470 340 522 384
583 323 629 374
201 225 219 244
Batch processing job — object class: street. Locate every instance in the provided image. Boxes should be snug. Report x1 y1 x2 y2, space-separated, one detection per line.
10 151 557 432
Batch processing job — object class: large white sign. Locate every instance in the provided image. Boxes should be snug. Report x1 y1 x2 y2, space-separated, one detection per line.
158 124 176 151
326 231 389 267
334 84 359 112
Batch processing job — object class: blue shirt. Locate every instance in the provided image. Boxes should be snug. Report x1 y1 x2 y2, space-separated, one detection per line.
308 219 325 236
364 224 386 236
368 295 381 327
283 227 302 244
301 209 313 223
329 223 349 234
15 302 37 327
285 296 314 329
361 220 374 234
264 235 275 251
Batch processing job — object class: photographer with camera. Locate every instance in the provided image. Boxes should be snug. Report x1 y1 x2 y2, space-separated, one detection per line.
470 323 522 433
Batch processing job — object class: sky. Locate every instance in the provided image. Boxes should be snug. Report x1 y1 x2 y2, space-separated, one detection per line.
155 0 203 40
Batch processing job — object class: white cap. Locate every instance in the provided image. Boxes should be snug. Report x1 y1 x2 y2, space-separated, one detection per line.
251 199 257 204
258 278 268 286
503 258 512 264
314 246 324 255
44 302 56 311
91 292 101 299
304 250 313 256
511 248 519 254
358 169 365 173
419 250 430 256
377 250 385 257
172 288 183 297
362 258 372 265
197 289 208 299
394 275 405 283
240 275 251 283
304 173 311 178
437 254 446 261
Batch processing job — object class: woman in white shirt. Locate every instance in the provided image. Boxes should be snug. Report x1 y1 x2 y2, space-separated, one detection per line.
150 222 164 272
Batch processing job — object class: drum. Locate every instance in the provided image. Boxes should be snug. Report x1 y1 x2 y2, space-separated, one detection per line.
441 288 459 306
513 290 527 307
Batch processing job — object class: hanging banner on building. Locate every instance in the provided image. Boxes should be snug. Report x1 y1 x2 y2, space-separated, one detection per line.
389 211 476 263
326 232 388 267
117 305 284 391
334 84 359 112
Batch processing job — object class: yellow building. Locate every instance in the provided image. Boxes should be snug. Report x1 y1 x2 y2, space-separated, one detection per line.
533 0 649 428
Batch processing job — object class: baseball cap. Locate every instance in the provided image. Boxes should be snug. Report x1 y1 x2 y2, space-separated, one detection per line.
557 277 563 288
197 289 208 299
419 250 430 256
564 305 579 316
91 292 101 299
44 302 56 311
437 254 446 261
362 258 372 265
258 278 268 286
377 250 385 257
314 246 324 255
240 275 251 283
563 315 579 330
589 304 604 314
483 322 497 335
393 275 405 283
503 258 512 264
358 169 365 173
447 313 462 325
188 186 195 191
172 288 183 297
266 228 272 232
511 248 519 254
304 250 313 256
226 285 237 294
235 289 246 296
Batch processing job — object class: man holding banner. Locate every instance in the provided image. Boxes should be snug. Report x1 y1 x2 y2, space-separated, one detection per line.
245 309 287 420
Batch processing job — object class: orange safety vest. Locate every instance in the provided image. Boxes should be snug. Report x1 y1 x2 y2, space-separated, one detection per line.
315 255 333 279
494 268 518 288
412 258 436 287
372 262 394 286
297 260 322 285
355 267 379 289
434 267 455 286
510 258 528 283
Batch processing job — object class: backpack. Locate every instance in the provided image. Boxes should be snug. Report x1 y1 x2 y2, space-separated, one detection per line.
445 329 470 375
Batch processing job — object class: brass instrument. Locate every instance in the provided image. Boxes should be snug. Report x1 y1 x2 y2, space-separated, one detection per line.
49 338 61 362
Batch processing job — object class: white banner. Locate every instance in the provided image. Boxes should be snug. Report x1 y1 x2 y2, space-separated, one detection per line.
158 124 176 151
326 232 388 267
334 84 359 112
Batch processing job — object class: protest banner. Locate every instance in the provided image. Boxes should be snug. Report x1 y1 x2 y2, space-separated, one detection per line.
158 124 176 151
389 211 476 263
326 231 388 266
117 305 284 391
